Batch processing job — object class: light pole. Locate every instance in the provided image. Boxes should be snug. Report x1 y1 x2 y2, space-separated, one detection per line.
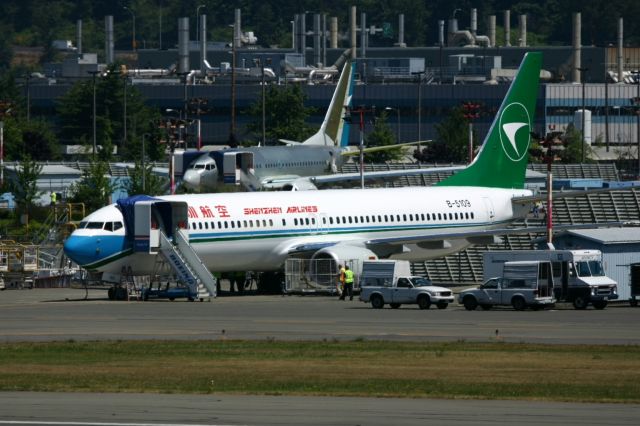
196 5 206 45
123 74 128 150
141 133 150 193
254 55 272 145
229 24 237 145
88 70 100 158
577 67 588 163
385 106 400 142
0 120 4 188
124 6 136 51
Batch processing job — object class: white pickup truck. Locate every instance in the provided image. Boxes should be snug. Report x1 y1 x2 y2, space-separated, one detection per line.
358 260 454 309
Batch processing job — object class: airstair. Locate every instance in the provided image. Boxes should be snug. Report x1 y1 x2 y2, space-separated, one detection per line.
158 229 217 300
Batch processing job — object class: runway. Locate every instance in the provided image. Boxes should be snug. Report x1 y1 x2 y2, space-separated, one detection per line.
1 392 639 426
1 288 639 425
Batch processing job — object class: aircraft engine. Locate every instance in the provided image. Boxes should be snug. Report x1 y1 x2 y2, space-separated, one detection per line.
309 245 378 285
281 178 318 191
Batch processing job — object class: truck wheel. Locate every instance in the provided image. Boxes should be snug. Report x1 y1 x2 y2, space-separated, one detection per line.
463 296 478 311
592 301 607 310
631 299 638 307
417 295 431 310
390 303 401 309
512 297 526 311
371 294 384 309
436 302 448 309
107 287 116 300
572 296 589 310
480 304 492 311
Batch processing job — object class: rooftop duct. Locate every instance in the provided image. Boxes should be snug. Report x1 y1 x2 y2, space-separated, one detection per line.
178 17 189 74
105 15 114 64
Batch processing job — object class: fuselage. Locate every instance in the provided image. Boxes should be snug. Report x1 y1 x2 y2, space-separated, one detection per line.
64 186 532 275
182 145 344 191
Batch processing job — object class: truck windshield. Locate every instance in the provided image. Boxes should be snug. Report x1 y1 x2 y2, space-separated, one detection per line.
410 277 433 287
576 261 606 277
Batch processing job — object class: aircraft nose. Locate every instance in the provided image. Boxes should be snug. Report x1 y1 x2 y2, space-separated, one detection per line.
182 170 200 190
63 234 94 267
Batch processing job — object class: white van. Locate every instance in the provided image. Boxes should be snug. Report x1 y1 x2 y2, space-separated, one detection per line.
459 261 556 311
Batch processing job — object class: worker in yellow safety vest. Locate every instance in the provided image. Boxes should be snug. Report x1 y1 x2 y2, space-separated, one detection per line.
340 265 354 301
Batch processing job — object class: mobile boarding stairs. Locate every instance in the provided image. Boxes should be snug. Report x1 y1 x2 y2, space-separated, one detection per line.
122 196 217 300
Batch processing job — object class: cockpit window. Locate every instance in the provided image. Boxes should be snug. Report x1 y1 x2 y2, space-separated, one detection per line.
79 221 88 229
113 222 123 231
86 222 104 229
194 164 205 169
206 164 215 170
104 222 113 231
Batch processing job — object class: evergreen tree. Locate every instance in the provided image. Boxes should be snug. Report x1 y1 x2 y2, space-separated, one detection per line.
122 161 168 196
415 107 469 163
57 63 160 160
9 154 42 226
68 159 115 212
246 84 315 144
364 112 404 163
559 123 594 163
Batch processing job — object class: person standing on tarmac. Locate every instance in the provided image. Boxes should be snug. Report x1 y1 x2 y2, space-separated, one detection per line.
340 265 354 301
337 264 345 298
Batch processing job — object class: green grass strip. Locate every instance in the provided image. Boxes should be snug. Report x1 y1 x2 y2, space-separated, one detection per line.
0 340 638 403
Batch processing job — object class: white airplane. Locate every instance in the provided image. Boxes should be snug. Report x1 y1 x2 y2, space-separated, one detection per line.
64 53 552 284
181 58 427 192
182 56 356 192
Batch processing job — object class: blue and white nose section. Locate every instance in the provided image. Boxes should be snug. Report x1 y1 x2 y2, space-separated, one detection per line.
63 233 99 267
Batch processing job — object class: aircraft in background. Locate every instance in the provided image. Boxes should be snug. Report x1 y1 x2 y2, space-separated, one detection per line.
182 54 355 192
65 53 567 289
181 58 427 192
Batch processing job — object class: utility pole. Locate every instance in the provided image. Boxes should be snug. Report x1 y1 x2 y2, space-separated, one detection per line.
344 106 374 189
577 67 588 162
229 24 237 145
88 70 100 158
462 101 481 163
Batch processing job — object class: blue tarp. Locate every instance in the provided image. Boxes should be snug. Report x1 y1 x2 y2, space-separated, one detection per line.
116 195 161 241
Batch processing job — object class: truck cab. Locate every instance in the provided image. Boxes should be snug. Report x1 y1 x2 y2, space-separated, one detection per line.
459 260 556 311
482 250 617 309
358 260 454 309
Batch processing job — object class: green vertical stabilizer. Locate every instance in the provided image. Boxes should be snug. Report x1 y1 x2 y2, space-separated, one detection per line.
437 52 542 189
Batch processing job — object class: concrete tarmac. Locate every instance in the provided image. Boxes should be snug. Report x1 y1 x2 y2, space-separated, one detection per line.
1 288 640 425
0 288 639 344
1 391 639 426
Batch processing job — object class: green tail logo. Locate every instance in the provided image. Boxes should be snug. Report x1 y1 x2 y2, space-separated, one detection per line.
438 52 542 189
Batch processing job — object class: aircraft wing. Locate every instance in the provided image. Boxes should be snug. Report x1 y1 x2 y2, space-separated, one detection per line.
512 185 640 204
112 162 170 176
340 140 432 156
310 165 464 185
364 222 628 248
